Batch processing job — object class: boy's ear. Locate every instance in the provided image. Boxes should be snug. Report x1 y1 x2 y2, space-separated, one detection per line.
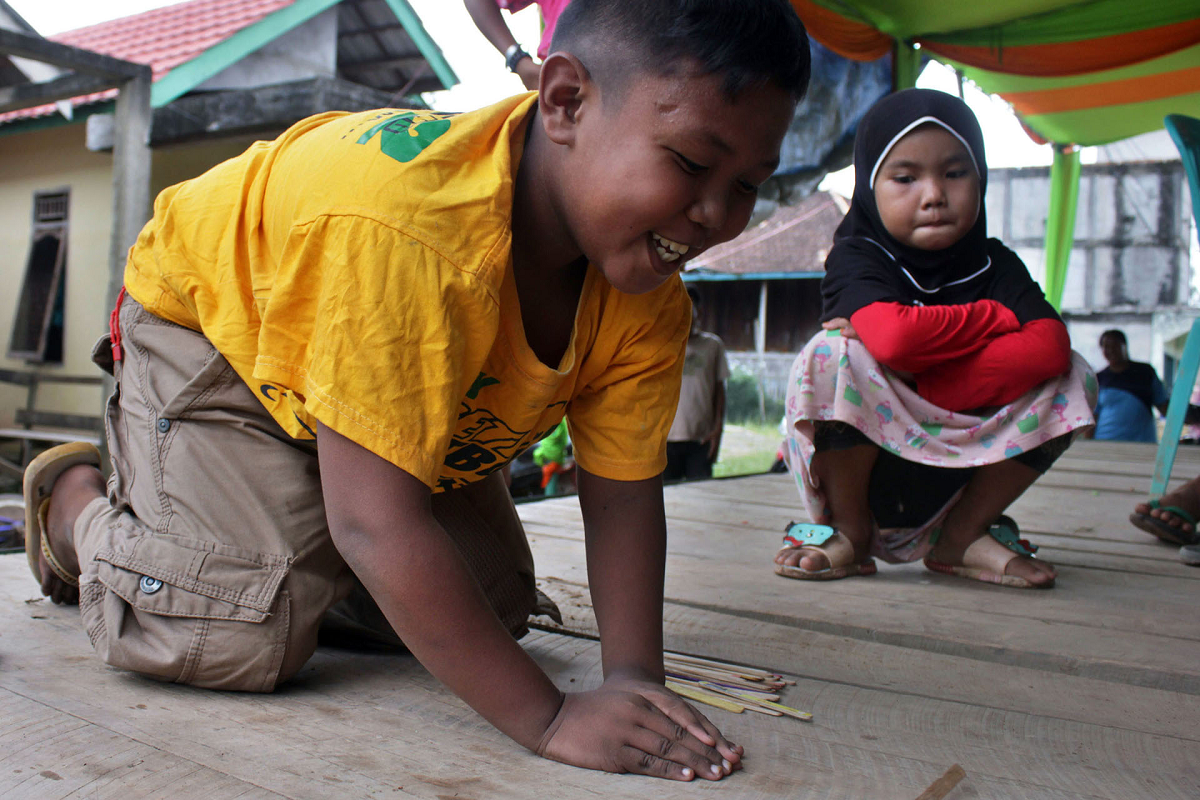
539 52 591 146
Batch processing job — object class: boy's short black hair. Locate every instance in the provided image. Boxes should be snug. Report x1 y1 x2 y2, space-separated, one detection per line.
1100 329 1127 346
550 0 810 101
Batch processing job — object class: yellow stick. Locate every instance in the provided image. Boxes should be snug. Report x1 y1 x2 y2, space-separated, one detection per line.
666 664 774 689
665 651 780 680
914 764 966 800
666 680 745 713
699 682 813 721
693 680 781 703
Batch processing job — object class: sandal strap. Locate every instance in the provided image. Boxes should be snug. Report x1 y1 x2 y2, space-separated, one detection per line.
781 523 855 569
988 515 1037 556
783 521 837 548
961 534 1019 576
37 499 79 587
1148 500 1198 527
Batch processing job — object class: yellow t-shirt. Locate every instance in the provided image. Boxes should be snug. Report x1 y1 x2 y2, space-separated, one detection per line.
123 94 690 491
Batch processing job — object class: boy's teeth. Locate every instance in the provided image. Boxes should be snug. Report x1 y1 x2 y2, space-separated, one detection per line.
652 233 689 263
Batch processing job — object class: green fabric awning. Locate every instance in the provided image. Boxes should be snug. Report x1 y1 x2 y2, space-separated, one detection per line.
791 0 1200 309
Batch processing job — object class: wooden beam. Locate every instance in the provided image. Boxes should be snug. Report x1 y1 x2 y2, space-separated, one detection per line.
103 71 152 455
0 71 118 114
0 28 146 81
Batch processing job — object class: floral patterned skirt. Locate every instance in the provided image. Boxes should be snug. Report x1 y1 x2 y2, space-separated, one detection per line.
783 330 1097 563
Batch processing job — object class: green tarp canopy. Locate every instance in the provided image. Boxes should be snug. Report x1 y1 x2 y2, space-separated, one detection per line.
790 0 1200 308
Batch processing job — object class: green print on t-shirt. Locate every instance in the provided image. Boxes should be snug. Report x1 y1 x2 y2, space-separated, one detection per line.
356 111 453 163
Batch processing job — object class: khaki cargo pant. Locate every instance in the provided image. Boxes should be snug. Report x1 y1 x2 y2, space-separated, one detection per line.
74 295 540 692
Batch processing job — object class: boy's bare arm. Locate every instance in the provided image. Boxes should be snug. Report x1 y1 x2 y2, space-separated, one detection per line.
318 424 735 780
317 423 564 748
540 470 744 777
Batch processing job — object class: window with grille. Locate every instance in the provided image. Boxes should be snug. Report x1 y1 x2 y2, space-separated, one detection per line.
9 190 69 363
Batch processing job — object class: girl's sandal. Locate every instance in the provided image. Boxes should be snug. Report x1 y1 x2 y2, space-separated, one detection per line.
23 442 102 589
774 521 877 581
924 516 1050 589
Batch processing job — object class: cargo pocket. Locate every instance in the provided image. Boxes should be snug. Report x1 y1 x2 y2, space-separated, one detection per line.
89 533 293 692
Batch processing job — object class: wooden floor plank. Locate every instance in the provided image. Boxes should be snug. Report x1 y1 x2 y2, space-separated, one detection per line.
3 438 1199 798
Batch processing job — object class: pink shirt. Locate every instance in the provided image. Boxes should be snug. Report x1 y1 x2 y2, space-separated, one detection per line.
497 0 571 59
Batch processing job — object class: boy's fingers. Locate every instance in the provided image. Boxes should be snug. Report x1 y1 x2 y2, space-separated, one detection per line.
635 704 731 773
620 747 696 781
647 690 736 755
621 732 727 781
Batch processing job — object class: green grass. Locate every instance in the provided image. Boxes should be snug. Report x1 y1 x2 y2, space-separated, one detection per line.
713 421 784 478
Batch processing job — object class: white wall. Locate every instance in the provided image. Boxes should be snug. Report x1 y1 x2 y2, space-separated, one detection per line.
196 8 337 91
0 121 115 423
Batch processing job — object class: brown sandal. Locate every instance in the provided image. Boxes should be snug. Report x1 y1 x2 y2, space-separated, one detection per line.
23 442 101 588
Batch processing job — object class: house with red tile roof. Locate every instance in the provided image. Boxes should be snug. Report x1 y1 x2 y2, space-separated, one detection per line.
0 0 455 429
683 190 847 356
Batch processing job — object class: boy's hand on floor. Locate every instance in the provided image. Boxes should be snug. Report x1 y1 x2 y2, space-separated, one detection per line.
535 672 741 781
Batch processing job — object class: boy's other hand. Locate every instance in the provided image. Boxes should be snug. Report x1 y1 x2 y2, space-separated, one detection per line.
822 317 858 340
536 671 742 781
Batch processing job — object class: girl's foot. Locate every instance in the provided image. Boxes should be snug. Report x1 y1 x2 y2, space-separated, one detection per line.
774 524 870 572
927 530 1056 588
773 523 877 580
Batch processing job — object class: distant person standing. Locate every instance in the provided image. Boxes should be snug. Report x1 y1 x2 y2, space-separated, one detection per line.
664 288 729 481
1093 329 1168 442
463 0 572 90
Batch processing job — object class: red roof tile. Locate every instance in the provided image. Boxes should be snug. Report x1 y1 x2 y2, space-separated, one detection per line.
2 0 293 124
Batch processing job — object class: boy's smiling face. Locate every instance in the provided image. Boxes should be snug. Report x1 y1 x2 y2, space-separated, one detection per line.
546 64 795 294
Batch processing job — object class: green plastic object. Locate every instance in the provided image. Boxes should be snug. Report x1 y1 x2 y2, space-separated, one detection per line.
1042 144 1081 311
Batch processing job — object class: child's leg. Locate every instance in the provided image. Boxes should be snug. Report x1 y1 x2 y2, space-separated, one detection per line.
775 423 878 571
928 457 1056 586
324 467 546 646
35 296 351 691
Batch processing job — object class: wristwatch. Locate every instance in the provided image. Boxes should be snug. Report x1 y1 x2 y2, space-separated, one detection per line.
504 43 531 73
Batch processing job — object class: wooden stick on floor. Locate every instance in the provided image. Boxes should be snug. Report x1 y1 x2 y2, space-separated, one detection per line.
914 764 966 800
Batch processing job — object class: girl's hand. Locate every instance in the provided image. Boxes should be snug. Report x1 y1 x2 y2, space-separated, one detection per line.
536 672 742 781
822 317 858 340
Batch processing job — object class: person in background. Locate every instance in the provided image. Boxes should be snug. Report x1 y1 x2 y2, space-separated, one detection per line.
1093 329 1168 443
463 0 572 90
664 287 729 481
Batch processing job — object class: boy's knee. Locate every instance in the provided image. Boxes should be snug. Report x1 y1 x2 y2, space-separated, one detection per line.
80 574 308 693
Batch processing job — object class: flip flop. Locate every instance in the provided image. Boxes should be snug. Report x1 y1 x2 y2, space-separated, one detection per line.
774 521 877 581
924 517 1051 589
23 442 102 589
1129 499 1200 546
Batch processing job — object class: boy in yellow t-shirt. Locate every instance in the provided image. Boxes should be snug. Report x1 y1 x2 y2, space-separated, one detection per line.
25 0 809 781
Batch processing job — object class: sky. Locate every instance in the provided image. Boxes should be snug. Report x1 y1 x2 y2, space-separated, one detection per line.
7 0 1061 184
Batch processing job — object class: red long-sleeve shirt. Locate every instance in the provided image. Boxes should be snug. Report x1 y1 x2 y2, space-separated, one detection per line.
849 301 1072 411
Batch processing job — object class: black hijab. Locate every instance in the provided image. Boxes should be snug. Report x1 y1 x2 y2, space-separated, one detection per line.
821 88 1058 325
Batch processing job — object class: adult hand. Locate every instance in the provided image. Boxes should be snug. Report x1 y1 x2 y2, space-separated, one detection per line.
515 57 540 90
536 672 741 781
822 317 857 340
